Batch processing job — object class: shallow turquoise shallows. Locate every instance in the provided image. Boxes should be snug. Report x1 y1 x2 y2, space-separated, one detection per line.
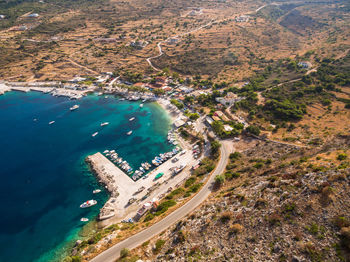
0 92 172 262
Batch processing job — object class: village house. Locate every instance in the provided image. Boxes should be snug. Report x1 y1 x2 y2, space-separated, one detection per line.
205 116 214 126
235 15 250 22
27 13 39 18
298 61 312 69
167 37 180 44
130 40 148 49
224 125 233 132
212 115 221 121
215 92 243 107
69 77 86 83
214 110 230 121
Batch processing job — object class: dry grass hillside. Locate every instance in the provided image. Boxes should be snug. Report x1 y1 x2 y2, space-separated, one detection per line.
0 0 348 82
127 136 350 262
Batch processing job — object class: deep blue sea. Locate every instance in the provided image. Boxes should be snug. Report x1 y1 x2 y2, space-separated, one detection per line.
0 91 172 262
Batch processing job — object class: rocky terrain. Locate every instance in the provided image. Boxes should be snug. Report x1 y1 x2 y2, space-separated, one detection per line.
127 136 350 261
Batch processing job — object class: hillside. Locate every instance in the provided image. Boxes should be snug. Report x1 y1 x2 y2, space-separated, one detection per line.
128 136 350 261
0 0 349 82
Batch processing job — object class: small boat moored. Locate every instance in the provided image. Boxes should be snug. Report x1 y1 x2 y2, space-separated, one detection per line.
101 122 109 126
80 218 89 222
154 172 164 180
129 117 135 121
92 132 98 137
80 200 97 208
49 121 55 125
93 189 101 194
70 104 79 111
127 131 132 135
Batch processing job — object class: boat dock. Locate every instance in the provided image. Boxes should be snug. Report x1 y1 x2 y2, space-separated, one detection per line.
86 147 197 224
0 81 90 99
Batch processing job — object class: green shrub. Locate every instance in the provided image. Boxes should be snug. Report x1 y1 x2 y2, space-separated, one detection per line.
246 125 260 136
170 99 184 109
153 239 166 253
253 162 264 169
187 183 202 194
229 152 242 160
337 153 347 161
71 256 81 262
154 200 176 216
120 248 130 258
306 223 319 235
144 213 155 222
185 177 196 188
166 188 185 199
214 175 225 186
224 171 240 180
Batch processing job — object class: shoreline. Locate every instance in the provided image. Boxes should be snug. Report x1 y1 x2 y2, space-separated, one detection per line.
83 100 194 228
0 81 91 99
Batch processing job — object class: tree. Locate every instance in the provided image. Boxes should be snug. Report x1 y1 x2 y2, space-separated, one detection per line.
170 99 184 109
211 140 221 156
189 113 200 120
246 125 260 136
214 175 225 186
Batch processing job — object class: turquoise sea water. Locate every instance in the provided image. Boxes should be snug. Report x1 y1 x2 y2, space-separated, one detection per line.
0 91 172 262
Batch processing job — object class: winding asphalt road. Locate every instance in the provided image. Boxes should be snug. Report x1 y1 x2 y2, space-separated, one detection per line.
91 141 231 262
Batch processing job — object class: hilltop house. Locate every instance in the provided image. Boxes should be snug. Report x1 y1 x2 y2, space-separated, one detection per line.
235 15 250 22
27 13 39 18
298 61 312 69
130 40 148 49
215 92 243 107
0 15 5 19
167 37 180 44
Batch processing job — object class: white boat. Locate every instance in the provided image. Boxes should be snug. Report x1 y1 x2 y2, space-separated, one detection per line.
93 189 101 194
80 217 89 222
80 200 97 208
127 131 132 135
70 104 79 111
139 103 143 108
49 121 55 125
101 122 109 126
129 117 135 121
92 132 98 137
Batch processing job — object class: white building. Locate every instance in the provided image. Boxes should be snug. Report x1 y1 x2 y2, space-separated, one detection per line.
0 15 5 19
224 125 233 132
215 92 244 107
298 61 312 69
27 13 39 18
235 15 250 22
130 40 148 49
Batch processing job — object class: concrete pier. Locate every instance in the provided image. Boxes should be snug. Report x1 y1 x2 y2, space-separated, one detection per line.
86 147 197 225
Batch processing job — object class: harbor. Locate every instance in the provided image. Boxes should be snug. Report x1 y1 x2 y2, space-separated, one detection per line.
102 131 180 181
86 137 199 224
0 81 91 99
